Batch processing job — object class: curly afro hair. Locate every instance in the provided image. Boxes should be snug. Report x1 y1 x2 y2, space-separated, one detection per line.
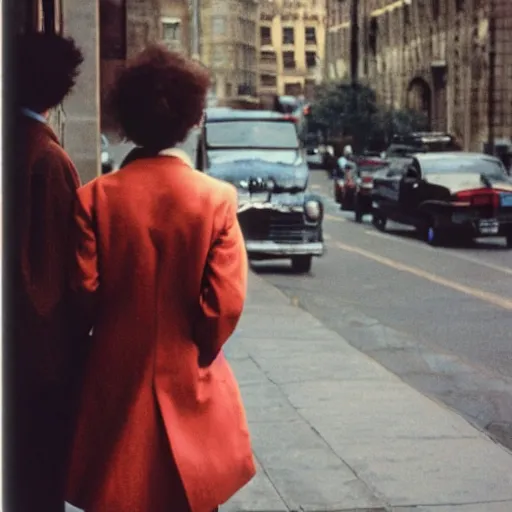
15 32 84 112
109 45 211 150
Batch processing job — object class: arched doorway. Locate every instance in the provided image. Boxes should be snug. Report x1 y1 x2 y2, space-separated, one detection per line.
407 77 432 128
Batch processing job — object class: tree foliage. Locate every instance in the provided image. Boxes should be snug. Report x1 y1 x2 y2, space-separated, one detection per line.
310 80 429 152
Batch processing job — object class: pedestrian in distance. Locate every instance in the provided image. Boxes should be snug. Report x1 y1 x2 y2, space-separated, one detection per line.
65 45 256 512
7 31 90 512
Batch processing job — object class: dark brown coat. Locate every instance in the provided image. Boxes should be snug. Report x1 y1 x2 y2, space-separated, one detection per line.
8 115 87 511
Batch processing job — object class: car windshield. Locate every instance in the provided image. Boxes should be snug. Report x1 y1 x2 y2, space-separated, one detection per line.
422 157 508 179
207 149 300 167
206 120 299 149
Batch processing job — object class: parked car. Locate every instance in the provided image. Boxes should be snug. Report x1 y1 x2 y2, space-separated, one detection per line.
304 134 323 169
353 157 390 222
382 132 461 169
371 152 512 247
101 133 114 174
197 108 325 272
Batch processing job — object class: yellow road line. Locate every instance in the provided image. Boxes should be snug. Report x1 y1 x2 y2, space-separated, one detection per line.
325 213 346 223
334 241 512 311
365 229 512 277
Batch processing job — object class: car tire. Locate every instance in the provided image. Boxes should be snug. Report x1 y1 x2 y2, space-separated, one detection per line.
291 255 312 273
372 213 387 231
506 232 512 249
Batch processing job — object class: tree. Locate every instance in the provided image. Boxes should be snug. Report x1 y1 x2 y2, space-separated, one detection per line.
310 80 429 152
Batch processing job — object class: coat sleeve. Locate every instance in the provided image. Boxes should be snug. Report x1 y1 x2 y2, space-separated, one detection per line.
71 192 100 329
195 187 248 367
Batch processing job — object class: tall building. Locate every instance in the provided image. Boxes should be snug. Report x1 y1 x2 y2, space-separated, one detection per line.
325 0 512 152
199 0 260 105
259 0 326 101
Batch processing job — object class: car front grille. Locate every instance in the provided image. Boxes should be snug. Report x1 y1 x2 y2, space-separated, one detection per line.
238 209 316 243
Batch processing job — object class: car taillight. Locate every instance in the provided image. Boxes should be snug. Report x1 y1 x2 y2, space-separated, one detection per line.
454 188 500 208
362 176 373 184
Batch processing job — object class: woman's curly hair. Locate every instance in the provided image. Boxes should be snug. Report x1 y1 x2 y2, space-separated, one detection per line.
15 32 84 112
109 45 211 150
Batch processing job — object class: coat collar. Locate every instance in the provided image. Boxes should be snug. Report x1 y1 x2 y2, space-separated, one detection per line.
158 148 194 169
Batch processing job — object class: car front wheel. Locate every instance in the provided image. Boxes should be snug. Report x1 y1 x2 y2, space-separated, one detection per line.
291 255 312 273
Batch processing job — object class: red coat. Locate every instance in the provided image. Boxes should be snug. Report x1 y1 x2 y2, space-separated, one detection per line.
66 150 256 512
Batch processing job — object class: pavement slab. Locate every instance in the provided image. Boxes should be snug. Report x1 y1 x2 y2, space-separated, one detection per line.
221 273 512 512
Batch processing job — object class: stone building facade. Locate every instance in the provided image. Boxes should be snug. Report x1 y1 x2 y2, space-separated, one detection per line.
199 0 260 104
325 0 512 152
259 0 326 101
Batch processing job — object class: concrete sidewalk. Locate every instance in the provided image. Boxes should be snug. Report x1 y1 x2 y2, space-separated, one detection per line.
221 273 512 512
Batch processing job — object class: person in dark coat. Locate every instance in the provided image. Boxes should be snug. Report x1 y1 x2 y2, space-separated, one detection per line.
7 32 87 512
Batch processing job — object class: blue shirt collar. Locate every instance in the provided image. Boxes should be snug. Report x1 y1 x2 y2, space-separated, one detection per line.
21 107 48 124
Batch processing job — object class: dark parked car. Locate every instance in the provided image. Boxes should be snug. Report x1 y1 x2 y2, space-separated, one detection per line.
372 152 512 247
382 132 461 169
353 157 389 222
101 133 114 174
197 108 324 272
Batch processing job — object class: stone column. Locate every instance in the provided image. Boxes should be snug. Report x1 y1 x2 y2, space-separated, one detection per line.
61 0 101 184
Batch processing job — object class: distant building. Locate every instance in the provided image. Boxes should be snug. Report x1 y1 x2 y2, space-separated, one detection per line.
199 0 260 105
325 0 512 153
259 0 326 102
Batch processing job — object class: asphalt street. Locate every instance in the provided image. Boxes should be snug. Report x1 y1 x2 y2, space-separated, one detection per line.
253 168 512 449
107 135 512 449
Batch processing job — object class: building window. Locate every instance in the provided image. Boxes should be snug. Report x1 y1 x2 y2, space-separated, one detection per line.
284 82 302 96
212 16 226 35
283 27 294 44
261 50 277 65
282 51 296 69
369 18 378 55
305 26 317 44
260 25 272 45
432 0 440 19
161 18 181 50
306 51 317 68
261 74 277 87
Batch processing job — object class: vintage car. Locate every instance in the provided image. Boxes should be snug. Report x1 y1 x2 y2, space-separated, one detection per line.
196 108 325 272
353 157 389 222
371 152 512 247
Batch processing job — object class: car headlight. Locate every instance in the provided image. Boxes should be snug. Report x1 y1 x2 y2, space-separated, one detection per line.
305 200 321 221
101 151 109 164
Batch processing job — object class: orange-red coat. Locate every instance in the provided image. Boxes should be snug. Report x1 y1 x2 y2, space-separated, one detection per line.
66 151 256 512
